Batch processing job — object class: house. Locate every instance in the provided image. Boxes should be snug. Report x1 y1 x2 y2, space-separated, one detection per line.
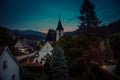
14 40 29 53
0 46 22 80
37 41 53 65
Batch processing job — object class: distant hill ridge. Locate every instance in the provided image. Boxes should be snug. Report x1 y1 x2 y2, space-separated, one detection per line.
0 27 46 40
0 19 120 40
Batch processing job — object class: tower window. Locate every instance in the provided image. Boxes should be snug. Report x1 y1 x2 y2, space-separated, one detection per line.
59 30 61 33
59 33 61 36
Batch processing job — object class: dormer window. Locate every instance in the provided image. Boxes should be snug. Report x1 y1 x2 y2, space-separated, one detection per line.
3 60 7 69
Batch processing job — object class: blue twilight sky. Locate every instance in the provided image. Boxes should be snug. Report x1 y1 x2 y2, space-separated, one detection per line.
0 0 120 33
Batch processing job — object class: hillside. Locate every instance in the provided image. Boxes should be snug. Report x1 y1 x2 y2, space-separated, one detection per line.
107 20 120 34
10 29 46 40
0 26 46 40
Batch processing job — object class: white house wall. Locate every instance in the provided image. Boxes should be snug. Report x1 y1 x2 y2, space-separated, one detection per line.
0 50 20 80
37 42 53 63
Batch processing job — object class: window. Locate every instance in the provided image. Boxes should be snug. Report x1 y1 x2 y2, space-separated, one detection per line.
59 33 61 36
12 75 15 80
3 60 7 69
41 58 44 61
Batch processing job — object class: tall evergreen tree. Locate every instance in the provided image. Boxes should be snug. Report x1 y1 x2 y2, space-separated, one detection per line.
50 44 68 80
78 0 101 31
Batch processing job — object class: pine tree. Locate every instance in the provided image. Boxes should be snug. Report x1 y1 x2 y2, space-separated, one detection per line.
78 0 101 31
50 44 68 80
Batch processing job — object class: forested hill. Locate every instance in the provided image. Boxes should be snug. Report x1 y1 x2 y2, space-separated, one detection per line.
0 26 46 40
106 20 120 34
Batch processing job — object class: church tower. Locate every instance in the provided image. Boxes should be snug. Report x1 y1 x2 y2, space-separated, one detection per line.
56 18 64 41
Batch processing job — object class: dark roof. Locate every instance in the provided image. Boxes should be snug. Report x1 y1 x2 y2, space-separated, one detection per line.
0 46 5 55
0 46 19 64
56 19 64 30
17 40 29 48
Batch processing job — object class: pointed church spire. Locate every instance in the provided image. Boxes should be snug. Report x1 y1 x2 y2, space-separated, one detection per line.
56 14 64 30
56 14 64 41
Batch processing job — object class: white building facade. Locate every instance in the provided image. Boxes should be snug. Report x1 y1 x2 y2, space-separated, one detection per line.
0 46 20 80
37 42 53 65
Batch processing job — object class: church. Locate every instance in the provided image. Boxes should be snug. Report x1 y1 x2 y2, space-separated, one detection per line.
56 18 64 41
37 18 64 65
30 18 65 65
45 17 64 42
